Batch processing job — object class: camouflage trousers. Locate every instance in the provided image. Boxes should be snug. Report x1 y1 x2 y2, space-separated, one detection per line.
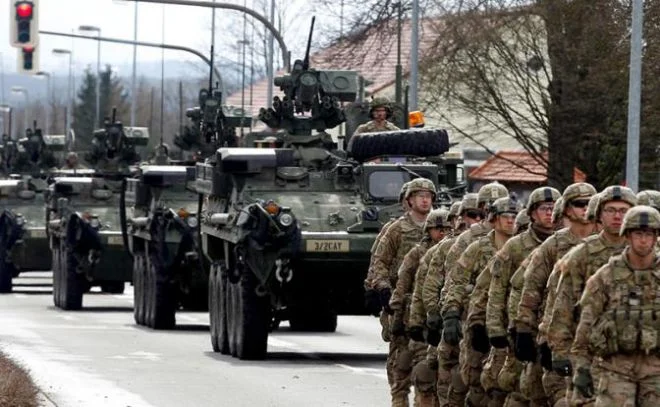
437 338 467 406
481 347 508 407
542 369 568 407
388 335 413 407
381 310 392 342
589 354 660 407
410 341 439 407
498 352 527 407
459 328 488 406
566 363 602 407
520 361 548 406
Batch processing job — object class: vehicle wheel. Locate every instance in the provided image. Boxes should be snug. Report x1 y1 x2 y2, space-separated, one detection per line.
349 128 450 161
133 253 145 325
0 259 14 293
52 245 61 307
289 291 338 333
60 245 84 310
209 263 219 352
148 255 176 330
101 281 125 294
145 257 155 328
216 263 230 354
231 272 271 360
226 277 237 357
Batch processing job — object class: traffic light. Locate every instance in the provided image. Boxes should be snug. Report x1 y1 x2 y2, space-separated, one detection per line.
17 46 39 74
10 1 39 48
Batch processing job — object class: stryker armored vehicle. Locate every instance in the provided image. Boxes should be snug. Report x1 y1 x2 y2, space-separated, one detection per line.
197 18 457 360
120 161 207 329
47 110 146 309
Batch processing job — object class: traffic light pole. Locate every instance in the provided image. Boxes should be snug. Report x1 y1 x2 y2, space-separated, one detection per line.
118 0 291 71
39 31 223 89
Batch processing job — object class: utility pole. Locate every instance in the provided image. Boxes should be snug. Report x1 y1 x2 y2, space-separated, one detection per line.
266 0 275 106
409 0 419 110
626 0 643 192
131 2 139 127
395 2 403 105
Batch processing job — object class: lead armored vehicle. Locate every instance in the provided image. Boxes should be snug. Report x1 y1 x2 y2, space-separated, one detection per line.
197 18 455 360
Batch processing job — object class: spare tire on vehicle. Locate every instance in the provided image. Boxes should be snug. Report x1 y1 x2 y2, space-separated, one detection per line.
348 128 450 162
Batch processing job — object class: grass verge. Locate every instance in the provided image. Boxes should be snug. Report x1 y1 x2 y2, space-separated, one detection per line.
0 350 39 407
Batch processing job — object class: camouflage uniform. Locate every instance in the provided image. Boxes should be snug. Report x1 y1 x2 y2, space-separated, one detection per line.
353 98 400 135
486 187 560 406
547 186 636 406
515 183 597 407
370 178 436 407
570 206 660 406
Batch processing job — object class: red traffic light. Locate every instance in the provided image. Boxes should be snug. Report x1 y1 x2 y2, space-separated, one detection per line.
22 46 34 53
15 2 34 19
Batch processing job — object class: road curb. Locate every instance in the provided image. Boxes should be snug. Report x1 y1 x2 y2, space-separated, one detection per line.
38 391 57 407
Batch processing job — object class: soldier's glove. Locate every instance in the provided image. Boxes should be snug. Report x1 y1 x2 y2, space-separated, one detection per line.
573 367 594 399
379 288 393 315
426 311 443 331
539 342 552 370
514 332 537 362
441 310 462 346
390 313 406 337
470 324 490 354
364 289 381 317
552 358 573 377
489 336 509 349
426 329 441 347
407 325 425 343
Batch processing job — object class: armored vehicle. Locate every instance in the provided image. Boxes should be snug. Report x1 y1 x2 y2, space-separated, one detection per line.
120 163 207 329
0 176 51 292
197 18 456 360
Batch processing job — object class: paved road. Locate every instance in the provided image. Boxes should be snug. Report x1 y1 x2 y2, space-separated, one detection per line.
0 272 391 407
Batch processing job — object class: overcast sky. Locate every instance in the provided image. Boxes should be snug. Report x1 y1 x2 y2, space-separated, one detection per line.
1 0 318 78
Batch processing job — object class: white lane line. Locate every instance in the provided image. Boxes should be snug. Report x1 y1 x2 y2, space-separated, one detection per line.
334 363 388 380
13 294 28 298
177 315 200 323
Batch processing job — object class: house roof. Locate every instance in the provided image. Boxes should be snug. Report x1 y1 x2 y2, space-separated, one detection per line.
469 150 586 183
225 18 441 116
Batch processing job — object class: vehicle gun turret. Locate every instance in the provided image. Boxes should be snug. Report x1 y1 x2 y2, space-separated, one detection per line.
85 108 146 172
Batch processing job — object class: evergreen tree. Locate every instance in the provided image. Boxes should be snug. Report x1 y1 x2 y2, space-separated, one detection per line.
72 67 96 151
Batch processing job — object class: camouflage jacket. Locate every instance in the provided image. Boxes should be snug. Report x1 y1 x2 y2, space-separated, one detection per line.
364 217 398 289
442 230 502 317
515 228 584 334
370 213 425 291
486 227 546 338
547 232 627 360
571 251 660 372
507 248 538 331
466 263 495 328
404 241 438 327
537 258 566 344
420 237 456 318
353 120 400 135
390 238 434 316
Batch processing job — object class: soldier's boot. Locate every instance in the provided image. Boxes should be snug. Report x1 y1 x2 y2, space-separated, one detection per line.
542 369 568 407
412 359 438 407
392 338 413 407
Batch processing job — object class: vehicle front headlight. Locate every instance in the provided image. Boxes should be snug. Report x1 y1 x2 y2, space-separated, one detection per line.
15 214 25 226
278 213 294 227
89 216 101 228
186 215 199 228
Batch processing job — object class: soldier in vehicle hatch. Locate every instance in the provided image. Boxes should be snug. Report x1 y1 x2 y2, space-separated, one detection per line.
353 97 400 135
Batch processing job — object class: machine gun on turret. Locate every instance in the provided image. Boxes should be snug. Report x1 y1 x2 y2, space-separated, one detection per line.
85 108 147 172
258 17 358 139
9 121 62 174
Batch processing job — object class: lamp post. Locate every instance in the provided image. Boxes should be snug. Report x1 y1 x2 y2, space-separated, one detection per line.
11 86 29 135
0 104 11 139
52 48 73 138
79 25 102 129
35 71 51 134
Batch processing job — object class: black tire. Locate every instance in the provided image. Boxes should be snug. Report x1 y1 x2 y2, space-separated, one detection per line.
209 264 220 352
133 253 145 325
216 263 230 354
349 128 450 162
148 256 176 330
145 258 155 328
0 258 14 293
52 245 61 307
60 245 84 310
101 281 125 294
230 272 271 360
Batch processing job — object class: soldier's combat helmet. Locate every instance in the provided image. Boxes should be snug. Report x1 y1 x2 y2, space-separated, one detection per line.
552 197 565 224
369 97 393 118
488 197 521 222
563 182 597 203
448 201 461 221
596 186 637 218
404 178 437 200
526 186 561 216
424 208 452 231
515 209 531 233
636 190 660 211
458 193 479 215
585 193 601 222
399 181 411 203
477 182 509 207
620 205 660 236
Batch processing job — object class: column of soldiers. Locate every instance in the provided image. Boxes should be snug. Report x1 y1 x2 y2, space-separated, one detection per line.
367 181 660 407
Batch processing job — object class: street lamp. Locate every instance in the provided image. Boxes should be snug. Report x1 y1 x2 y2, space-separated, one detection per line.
78 25 102 128
11 86 29 136
52 48 73 138
35 71 51 134
0 104 11 139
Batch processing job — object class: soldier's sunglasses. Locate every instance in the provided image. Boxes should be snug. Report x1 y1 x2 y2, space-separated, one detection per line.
464 209 482 219
570 200 590 208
